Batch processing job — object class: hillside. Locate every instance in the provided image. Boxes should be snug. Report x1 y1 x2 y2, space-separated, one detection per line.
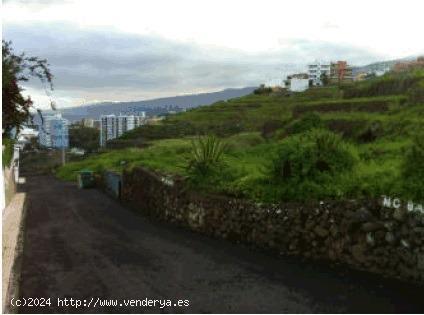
351 56 417 75
49 87 255 122
57 69 424 203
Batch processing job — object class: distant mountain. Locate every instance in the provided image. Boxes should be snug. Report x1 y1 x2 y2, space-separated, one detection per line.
51 87 256 122
352 56 419 75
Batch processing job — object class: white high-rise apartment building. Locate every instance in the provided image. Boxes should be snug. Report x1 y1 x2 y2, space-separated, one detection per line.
308 61 331 86
38 113 69 148
100 114 145 147
100 115 118 147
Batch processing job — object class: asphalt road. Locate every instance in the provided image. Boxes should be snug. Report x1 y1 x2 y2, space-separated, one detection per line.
16 175 423 313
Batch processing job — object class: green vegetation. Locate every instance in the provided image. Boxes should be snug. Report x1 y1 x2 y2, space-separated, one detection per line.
187 135 228 176
269 129 358 200
69 126 100 152
253 84 273 95
2 40 53 137
2 138 14 167
56 139 192 181
401 131 424 200
342 69 424 98
57 69 424 202
286 112 324 135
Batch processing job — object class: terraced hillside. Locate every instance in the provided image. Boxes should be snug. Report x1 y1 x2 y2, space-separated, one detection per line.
57 69 424 202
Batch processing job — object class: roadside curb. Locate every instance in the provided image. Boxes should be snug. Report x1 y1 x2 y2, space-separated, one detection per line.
2 191 27 314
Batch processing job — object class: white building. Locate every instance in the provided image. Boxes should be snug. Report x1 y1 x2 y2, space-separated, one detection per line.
308 61 331 86
100 114 145 147
290 78 309 92
39 113 69 148
100 115 118 147
285 73 309 92
16 127 39 148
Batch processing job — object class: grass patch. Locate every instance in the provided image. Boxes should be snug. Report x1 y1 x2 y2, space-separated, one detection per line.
56 69 424 202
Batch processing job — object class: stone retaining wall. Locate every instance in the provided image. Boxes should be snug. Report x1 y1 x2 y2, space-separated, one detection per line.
121 167 424 283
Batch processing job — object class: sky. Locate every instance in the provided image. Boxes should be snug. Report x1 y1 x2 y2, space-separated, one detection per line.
2 0 424 109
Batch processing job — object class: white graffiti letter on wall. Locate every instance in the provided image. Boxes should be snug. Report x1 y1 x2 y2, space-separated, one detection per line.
381 195 424 215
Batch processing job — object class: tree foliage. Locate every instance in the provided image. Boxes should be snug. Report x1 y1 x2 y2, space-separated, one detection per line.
69 126 100 153
320 72 330 86
2 40 53 136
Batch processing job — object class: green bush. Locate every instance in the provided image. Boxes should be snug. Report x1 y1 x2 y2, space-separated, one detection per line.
69 126 100 152
270 129 359 200
185 136 237 191
2 138 14 168
254 84 273 95
261 120 285 139
186 135 228 177
401 131 424 200
288 112 324 135
407 80 424 105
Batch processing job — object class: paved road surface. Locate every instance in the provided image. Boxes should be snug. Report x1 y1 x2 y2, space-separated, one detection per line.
16 176 423 313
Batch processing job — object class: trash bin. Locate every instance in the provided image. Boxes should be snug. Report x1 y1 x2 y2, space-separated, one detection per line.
77 170 95 189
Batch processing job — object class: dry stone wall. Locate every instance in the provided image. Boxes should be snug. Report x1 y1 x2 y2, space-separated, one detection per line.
121 167 424 283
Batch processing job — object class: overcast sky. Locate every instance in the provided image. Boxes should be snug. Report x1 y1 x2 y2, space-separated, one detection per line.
3 0 424 109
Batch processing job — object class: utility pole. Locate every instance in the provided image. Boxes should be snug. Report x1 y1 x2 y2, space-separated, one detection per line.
61 131 66 166
60 113 67 166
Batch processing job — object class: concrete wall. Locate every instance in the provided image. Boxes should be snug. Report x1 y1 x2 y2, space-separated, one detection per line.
2 145 25 313
119 167 424 283
2 145 20 210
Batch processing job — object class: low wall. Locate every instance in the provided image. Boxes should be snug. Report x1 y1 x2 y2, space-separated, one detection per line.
121 167 424 283
103 171 122 199
2 145 24 313
2 145 20 210
3 166 16 211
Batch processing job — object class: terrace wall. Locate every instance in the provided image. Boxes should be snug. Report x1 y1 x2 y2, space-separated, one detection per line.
119 167 424 283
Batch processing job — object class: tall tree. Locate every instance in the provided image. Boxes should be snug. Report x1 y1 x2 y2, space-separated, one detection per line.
69 126 100 153
2 40 53 137
320 72 330 86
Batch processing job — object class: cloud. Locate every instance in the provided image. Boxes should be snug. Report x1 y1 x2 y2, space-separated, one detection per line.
3 22 384 107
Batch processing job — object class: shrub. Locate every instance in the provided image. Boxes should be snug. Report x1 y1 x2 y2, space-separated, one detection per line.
401 131 424 200
69 126 100 152
288 112 324 135
186 135 229 177
407 80 424 105
254 84 273 95
270 129 359 200
357 121 382 143
2 137 14 167
261 120 285 139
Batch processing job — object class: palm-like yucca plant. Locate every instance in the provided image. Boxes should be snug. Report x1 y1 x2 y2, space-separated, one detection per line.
187 135 228 176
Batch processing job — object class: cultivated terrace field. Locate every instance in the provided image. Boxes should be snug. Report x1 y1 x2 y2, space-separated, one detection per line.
56 69 424 203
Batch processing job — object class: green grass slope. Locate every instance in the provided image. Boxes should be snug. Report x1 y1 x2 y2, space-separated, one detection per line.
57 69 424 202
